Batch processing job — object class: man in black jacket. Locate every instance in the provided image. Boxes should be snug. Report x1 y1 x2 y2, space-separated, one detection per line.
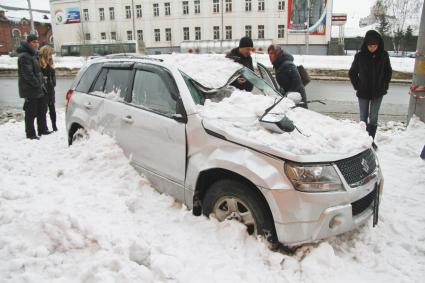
267 45 307 108
226 37 254 91
349 30 392 150
17 34 50 139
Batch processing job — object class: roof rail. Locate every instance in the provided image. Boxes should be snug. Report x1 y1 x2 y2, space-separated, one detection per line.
105 53 163 62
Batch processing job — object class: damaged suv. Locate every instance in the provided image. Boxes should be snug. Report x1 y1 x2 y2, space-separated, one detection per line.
66 54 383 246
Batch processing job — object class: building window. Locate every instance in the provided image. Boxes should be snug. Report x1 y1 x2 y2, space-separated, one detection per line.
100 32 106 40
183 1 189 15
125 6 131 19
137 30 143 41
213 26 220 40
85 33 91 40
213 0 220 13
136 5 142 18
194 27 201 40
153 3 159 16
83 9 89 21
225 26 232 40
225 0 232 12
111 32 116 40
127 30 133 40
183 27 189 40
99 8 105 21
258 0 265 11
165 28 171 41
164 3 170 16
194 0 200 14
245 0 252 11
109 7 115 20
258 25 264 39
154 29 160 42
278 1 285 11
278 25 285 38
245 25 252 38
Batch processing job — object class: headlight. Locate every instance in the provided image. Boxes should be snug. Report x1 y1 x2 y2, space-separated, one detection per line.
284 163 344 192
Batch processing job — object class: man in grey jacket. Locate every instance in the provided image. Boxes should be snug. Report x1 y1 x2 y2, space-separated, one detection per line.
17 34 50 139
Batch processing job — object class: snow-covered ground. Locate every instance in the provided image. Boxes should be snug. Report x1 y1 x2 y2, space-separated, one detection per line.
0 53 415 74
0 109 424 283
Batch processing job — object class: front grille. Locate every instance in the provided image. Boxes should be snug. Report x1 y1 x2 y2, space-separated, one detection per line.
335 149 377 186
351 188 376 216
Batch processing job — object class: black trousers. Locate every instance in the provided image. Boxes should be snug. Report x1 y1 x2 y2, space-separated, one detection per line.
23 97 48 138
47 99 56 129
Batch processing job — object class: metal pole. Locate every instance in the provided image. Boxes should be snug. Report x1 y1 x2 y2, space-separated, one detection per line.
305 0 310 55
407 1 425 123
221 0 224 53
26 0 35 34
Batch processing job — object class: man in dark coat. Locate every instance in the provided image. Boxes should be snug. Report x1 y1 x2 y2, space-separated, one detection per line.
349 30 392 150
267 45 308 108
226 37 254 91
17 34 50 139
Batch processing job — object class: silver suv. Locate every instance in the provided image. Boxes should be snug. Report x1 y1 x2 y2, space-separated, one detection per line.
65 55 383 246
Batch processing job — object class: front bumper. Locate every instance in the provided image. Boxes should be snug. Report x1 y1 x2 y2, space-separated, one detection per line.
265 168 383 245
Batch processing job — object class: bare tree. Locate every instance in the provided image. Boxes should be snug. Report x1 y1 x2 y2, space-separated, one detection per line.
383 0 423 53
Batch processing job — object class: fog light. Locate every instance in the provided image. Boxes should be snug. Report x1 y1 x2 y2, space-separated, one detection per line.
329 215 343 229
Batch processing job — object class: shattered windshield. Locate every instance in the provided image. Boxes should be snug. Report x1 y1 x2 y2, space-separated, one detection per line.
183 67 282 105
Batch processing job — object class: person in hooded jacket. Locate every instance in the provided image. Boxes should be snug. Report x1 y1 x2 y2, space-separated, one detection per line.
349 30 392 150
39 45 57 131
267 45 308 108
17 34 51 139
226 37 254 92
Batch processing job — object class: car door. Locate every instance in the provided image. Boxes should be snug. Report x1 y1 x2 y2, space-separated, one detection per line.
119 64 187 202
257 62 281 93
89 63 135 140
70 63 105 130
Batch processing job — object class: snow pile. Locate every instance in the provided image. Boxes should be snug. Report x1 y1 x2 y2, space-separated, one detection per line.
158 53 242 88
0 110 424 282
198 90 371 158
254 53 415 73
0 53 414 74
0 55 86 70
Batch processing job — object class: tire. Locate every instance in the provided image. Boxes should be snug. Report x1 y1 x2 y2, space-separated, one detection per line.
69 128 88 145
203 179 278 244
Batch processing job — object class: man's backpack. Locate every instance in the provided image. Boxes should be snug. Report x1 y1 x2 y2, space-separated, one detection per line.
296 65 311 86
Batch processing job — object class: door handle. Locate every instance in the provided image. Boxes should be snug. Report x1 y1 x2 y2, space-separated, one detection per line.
122 115 134 124
84 102 93 109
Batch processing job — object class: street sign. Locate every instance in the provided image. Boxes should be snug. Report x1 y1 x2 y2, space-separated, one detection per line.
332 14 347 26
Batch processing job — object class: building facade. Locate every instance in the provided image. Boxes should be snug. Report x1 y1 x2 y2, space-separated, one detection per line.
50 0 332 55
0 10 53 55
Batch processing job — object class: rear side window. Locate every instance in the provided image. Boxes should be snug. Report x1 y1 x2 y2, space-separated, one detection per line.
103 69 132 99
75 63 102 93
91 69 108 92
132 70 176 115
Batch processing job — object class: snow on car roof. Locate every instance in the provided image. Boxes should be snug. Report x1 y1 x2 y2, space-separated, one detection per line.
156 54 243 89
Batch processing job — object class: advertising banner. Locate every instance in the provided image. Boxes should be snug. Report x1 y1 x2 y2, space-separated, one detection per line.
288 0 327 35
55 7 81 25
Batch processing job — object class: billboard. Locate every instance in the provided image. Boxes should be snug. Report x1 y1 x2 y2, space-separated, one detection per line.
288 0 327 35
55 7 81 25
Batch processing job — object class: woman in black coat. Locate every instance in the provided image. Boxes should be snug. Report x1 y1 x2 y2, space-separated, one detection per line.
39 45 57 131
349 30 392 149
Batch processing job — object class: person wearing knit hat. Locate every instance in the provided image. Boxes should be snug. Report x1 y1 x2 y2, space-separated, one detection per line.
17 33 51 139
349 30 392 150
225 37 255 91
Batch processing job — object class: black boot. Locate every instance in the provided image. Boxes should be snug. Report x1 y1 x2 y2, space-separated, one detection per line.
52 123 58 132
368 125 378 150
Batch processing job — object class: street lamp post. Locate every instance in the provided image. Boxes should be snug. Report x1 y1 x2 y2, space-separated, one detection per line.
221 0 224 53
305 0 310 55
26 0 35 34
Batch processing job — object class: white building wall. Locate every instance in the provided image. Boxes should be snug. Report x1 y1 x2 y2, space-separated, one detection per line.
50 0 332 54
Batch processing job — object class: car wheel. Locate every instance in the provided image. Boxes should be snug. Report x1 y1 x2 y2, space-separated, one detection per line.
70 128 88 145
203 179 277 243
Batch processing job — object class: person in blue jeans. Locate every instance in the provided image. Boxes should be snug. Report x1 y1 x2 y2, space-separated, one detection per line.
349 30 392 150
